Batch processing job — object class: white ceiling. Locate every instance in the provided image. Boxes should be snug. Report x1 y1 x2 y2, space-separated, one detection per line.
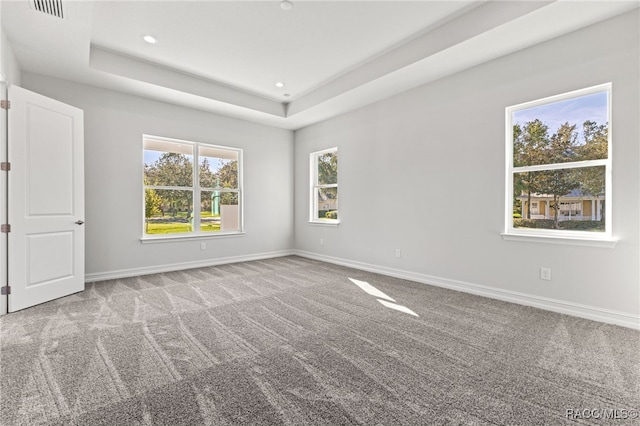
2 1 638 130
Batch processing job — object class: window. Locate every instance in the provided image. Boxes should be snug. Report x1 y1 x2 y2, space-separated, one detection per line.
530 202 539 215
143 136 242 238
505 83 612 242
559 202 581 218
310 148 338 223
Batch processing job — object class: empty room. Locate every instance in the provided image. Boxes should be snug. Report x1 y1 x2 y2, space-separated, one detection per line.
0 1 639 425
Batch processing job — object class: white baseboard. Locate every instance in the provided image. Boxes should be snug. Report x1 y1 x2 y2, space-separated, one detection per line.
294 250 640 330
85 250 296 282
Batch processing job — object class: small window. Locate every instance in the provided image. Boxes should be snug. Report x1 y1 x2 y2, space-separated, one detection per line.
559 202 581 218
506 83 611 240
143 136 242 238
530 202 539 215
310 148 338 223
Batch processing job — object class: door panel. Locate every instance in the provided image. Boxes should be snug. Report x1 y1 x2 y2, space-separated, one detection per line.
8 85 84 312
26 104 74 215
27 232 74 286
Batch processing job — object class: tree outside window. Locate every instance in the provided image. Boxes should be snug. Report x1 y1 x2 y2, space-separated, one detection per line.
143 137 242 236
310 148 338 223
507 84 611 237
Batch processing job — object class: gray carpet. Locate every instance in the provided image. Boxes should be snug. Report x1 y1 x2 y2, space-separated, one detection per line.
0 256 638 425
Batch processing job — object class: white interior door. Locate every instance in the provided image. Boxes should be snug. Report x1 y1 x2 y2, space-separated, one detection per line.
1 82 7 316
8 85 84 312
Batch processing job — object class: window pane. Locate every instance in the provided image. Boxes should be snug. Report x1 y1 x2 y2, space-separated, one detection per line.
199 146 238 189
200 190 239 232
317 152 337 185
317 187 338 220
199 190 236 233
200 191 220 232
144 189 194 234
513 166 605 232
221 192 240 231
144 140 194 187
512 91 608 167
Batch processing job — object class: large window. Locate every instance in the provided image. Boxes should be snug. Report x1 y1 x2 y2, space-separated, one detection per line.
143 136 242 238
505 84 612 241
310 148 338 223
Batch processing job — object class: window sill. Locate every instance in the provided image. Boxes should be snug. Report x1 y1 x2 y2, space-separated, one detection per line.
501 233 617 248
140 232 245 244
308 220 340 227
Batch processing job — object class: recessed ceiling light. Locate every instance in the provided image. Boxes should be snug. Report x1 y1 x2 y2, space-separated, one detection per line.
275 81 285 88
143 35 157 44
280 1 293 11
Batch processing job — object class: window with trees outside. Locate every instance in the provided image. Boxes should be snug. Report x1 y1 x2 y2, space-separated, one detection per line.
310 148 338 223
143 136 242 238
505 83 611 242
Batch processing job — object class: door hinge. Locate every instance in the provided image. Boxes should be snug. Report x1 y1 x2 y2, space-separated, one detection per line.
1 224 11 233
0 100 9 110
0 162 10 171
0 286 10 295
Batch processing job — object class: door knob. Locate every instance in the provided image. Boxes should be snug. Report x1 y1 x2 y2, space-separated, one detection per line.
75 220 85 225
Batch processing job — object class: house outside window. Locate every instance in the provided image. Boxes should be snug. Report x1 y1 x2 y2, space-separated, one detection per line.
310 148 338 223
505 83 612 240
560 201 582 218
143 135 242 238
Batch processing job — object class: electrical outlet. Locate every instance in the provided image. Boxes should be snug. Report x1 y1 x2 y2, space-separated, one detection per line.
540 267 551 281
395 249 401 258
200 242 206 250
320 238 324 246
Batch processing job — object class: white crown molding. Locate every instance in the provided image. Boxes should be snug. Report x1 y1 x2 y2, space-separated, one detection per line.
90 45 285 118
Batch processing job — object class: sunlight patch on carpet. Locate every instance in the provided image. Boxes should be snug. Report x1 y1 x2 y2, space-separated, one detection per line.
348 277 418 317
347 278 395 302
377 299 419 317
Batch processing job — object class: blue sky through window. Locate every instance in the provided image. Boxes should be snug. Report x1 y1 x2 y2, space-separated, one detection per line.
144 150 162 165
512 91 607 143
144 150 227 174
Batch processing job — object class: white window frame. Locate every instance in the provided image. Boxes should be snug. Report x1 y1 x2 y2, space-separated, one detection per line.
310 147 339 225
141 135 243 242
503 83 615 248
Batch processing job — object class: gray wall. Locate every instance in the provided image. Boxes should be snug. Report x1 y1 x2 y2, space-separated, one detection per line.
22 74 294 278
294 11 639 319
0 29 20 85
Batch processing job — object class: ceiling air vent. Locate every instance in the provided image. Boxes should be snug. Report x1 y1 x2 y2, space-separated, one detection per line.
31 0 64 19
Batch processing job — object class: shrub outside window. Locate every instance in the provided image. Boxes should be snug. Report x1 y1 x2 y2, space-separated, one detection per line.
505 83 612 240
310 148 338 223
143 136 242 238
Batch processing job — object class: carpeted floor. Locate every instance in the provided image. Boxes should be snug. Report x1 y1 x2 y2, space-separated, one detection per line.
0 256 638 425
